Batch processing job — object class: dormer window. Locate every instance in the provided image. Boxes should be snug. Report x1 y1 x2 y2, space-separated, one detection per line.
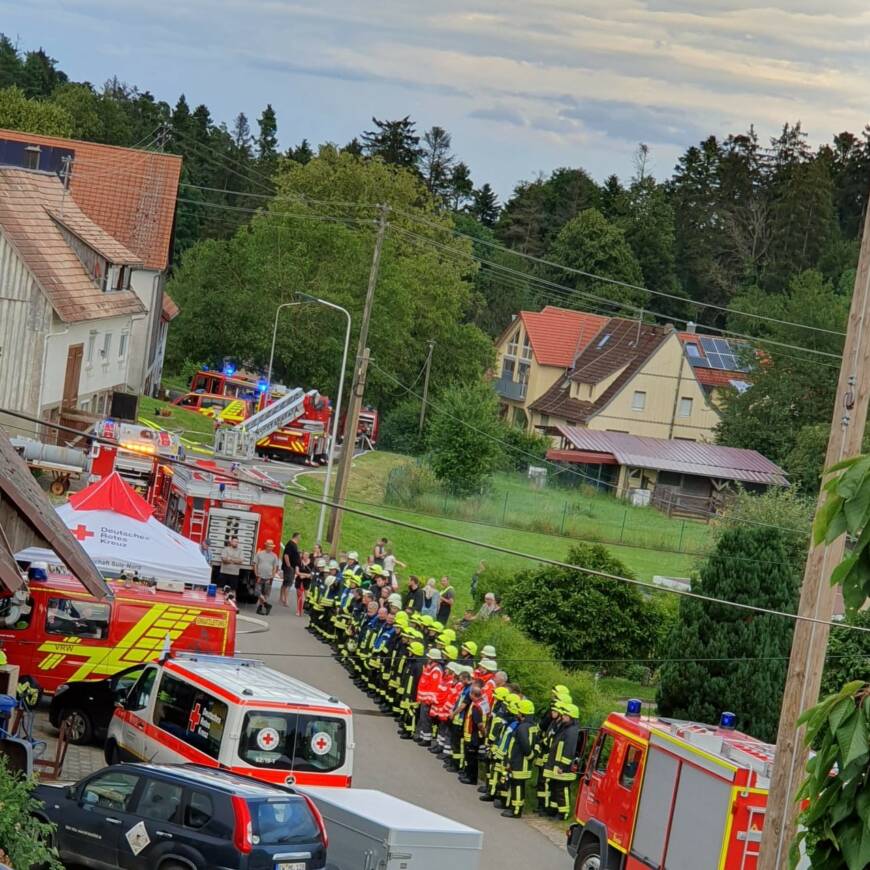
596 334 611 349
685 342 701 359
24 145 40 170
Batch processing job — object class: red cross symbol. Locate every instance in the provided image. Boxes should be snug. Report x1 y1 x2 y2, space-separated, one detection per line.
261 731 276 747
72 524 94 541
315 736 328 752
188 702 202 732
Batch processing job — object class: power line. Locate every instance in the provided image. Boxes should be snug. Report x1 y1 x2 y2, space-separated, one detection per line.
0 407 833 632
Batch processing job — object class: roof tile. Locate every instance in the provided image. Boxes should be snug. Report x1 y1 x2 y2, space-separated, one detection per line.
518 306 609 367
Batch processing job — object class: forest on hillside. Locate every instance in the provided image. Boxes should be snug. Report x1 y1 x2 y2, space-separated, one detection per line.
1 37 867 489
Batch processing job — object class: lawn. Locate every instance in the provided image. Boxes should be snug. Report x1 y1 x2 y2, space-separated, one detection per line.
283 451 702 617
138 396 215 449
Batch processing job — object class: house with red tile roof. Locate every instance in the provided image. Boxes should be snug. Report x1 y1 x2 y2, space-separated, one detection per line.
0 130 182 400
677 329 753 403
493 306 609 427
0 165 168 436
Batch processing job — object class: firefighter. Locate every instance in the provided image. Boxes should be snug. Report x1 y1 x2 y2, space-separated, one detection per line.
415 648 443 744
399 640 426 739
501 698 536 818
430 659 460 754
543 702 583 819
535 685 573 811
477 685 510 791
459 684 486 785
458 640 477 666
480 693 520 804
345 551 364 577
444 667 474 771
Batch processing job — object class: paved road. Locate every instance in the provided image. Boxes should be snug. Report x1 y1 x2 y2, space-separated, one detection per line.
237 602 567 870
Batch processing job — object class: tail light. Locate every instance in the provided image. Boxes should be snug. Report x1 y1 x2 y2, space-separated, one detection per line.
302 794 329 850
231 795 253 854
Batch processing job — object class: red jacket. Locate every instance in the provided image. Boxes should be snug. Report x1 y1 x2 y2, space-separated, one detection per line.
431 674 456 720
482 678 496 711
416 662 442 704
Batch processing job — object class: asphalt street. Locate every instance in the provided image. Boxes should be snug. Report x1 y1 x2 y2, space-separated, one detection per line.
237 601 568 870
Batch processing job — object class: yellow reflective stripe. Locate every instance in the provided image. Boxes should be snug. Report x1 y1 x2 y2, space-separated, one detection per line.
653 729 738 773
605 722 649 746
607 838 627 854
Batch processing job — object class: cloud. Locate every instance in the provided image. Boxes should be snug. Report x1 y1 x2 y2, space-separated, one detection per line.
468 105 527 127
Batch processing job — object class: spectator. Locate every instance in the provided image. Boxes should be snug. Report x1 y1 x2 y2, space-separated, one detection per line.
383 547 406 589
281 532 302 608
218 536 243 595
470 560 486 601
404 575 425 612
421 578 440 618
465 592 498 623
294 551 313 617
373 537 388 565
436 576 455 625
253 539 280 616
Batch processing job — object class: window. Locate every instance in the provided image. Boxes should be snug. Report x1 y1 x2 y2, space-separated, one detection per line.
593 732 615 775
45 598 110 639
632 390 646 411
127 668 157 711
596 333 611 349
102 333 112 361
86 331 97 365
239 711 346 773
517 361 530 386
500 357 515 379
253 798 320 846
620 745 643 789
539 414 549 427
678 397 693 417
0 591 33 630
24 145 40 170
118 332 128 360
153 674 228 760
185 791 214 829
506 329 519 356
82 771 140 812
114 266 131 291
110 667 144 698
685 342 701 359
136 778 183 823
521 333 533 361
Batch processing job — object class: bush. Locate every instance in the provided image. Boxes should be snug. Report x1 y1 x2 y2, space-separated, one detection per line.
497 423 549 472
459 619 601 718
379 397 424 455
0 755 62 869
469 565 515 608
821 609 870 696
383 460 439 507
498 543 664 676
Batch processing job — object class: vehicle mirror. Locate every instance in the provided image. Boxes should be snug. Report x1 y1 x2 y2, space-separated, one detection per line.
65 785 76 799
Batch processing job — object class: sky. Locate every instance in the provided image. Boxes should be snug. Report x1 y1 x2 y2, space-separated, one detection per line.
3 0 870 198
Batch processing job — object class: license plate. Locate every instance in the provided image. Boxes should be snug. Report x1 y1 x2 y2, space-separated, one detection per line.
276 863 305 870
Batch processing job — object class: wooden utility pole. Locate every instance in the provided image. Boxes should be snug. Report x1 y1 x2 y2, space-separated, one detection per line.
326 205 387 550
418 340 435 436
759 201 870 868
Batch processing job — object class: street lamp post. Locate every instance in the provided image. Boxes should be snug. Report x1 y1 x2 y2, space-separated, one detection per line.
266 301 303 399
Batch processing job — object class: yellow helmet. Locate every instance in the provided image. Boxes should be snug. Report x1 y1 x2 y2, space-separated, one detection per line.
409 641 425 656
444 644 458 661
461 640 478 656
439 628 456 642
519 699 535 716
494 686 510 701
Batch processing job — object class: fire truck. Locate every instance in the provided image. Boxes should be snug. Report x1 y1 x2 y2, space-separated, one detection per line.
339 406 380 449
89 420 184 494
567 702 775 870
255 389 331 465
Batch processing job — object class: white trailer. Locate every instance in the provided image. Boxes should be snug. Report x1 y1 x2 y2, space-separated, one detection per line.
302 787 483 870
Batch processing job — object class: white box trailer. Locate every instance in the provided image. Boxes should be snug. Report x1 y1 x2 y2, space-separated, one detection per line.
302 787 483 870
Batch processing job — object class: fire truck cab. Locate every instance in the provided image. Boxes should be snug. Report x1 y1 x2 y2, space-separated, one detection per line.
90 421 184 493
150 460 284 599
567 702 773 870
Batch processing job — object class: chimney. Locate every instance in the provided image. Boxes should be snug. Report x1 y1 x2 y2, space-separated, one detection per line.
686 321 696 334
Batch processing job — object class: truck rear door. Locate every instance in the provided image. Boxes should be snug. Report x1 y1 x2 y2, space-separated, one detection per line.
206 509 260 569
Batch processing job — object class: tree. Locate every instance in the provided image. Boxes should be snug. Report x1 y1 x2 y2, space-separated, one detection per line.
231 111 253 157
287 138 313 164
447 161 474 212
0 755 62 869
0 85 73 136
51 82 103 139
546 208 648 309
19 47 66 97
469 183 500 227
361 115 422 169
342 137 363 157
256 103 278 164
0 33 21 89
426 381 504 496
378 396 424 455
657 525 800 742
499 543 664 673
821 609 870 696
420 125 454 200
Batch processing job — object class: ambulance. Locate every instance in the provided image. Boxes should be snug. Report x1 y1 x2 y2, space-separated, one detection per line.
106 654 354 789
0 575 237 695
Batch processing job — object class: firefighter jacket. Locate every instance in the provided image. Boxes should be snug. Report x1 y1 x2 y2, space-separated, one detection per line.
372 624 396 654
463 699 485 746
547 722 581 774
451 685 472 726
437 677 464 721
486 701 508 746
507 719 534 776
430 674 455 720
481 679 496 712
404 656 425 700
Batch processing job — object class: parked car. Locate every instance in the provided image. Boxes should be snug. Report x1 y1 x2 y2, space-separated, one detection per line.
49 664 145 745
33 763 328 870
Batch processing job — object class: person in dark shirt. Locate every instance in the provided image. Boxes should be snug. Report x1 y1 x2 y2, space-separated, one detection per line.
281 532 302 608
404 575 426 612
294 551 313 617
436 576 455 625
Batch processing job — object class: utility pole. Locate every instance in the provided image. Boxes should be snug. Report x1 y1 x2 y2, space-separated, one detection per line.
326 204 388 550
758 200 870 869
418 340 435 436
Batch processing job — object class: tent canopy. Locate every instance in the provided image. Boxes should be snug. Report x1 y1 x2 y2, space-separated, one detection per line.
16 472 212 585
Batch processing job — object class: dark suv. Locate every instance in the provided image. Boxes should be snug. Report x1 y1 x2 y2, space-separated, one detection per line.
33 763 328 869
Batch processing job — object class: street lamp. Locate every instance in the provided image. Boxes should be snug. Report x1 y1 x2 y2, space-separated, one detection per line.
266 301 304 400
295 293 352 546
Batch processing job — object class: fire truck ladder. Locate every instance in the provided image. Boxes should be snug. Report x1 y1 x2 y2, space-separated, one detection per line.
213 388 308 460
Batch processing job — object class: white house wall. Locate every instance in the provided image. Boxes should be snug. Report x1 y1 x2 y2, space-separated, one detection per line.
128 268 161 392
0 230 51 432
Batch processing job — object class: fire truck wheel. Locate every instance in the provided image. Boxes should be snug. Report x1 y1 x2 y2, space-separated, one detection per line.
574 842 601 870
62 707 93 745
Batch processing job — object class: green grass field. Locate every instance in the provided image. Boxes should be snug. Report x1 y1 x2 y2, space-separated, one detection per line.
138 396 216 448
283 452 702 617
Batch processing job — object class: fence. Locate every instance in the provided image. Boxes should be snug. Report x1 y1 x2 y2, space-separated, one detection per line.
384 467 714 557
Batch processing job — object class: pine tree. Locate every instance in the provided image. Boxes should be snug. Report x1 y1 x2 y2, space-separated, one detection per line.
256 103 278 163
657 525 800 742
231 112 252 156
0 34 21 89
448 162 474 211
342 137 363 157
469 183 500 227
420 125 455 199
19 47 66 97
360 116 422 169
287 138 313 164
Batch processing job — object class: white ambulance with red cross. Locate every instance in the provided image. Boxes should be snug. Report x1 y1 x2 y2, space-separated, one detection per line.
106 654 354 788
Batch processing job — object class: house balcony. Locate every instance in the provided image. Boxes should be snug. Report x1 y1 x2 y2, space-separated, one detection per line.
494 377 527 402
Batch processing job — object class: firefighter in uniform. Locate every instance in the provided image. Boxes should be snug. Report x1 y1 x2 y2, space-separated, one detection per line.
459 684 486 785
399 640 426 739
502 698 536 818
480 692 520 804
477 685 510 791
415 648 443 744
543 702 583 819
535 685 573 812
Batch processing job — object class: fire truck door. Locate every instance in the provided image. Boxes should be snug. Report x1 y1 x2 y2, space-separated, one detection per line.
579 730 622 834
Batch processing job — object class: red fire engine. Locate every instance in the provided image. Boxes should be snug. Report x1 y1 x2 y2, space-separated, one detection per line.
89 421 184 493
149 459 284 600
567 702 773 870
255 389 332 464
339 406 379 449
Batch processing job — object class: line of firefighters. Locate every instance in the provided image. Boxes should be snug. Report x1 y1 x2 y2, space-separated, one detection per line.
305 558 586 819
